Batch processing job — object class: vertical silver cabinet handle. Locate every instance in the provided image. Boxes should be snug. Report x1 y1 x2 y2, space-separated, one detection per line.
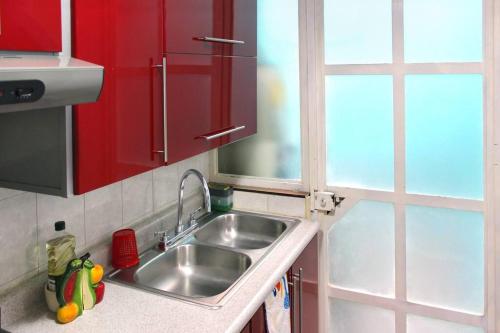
296 268 303 333
289 267 304 333
152 58 168 162
161 56 168 162
196 36 245 44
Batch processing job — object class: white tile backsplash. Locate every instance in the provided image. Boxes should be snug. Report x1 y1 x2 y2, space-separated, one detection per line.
84 182 123 247
122 171 153 225
233 191 268 212
0 193 38 287
0 188 24 201
267 195 306 218
198 151 211 179
153 164 178 212
176 155 204 196
0 153 209 294
233 191 306 218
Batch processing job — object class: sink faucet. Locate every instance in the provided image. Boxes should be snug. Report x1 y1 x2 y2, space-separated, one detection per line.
176 169 211 234
155 169 211 251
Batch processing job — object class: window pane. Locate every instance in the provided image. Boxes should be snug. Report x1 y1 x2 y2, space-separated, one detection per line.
218 0 301 179
330 299 395 333
407 314 484 333
406 205 484 314
324 0 392 64
404 0 482 63
329 200 395 297
406 74 483 199
326 75 394 190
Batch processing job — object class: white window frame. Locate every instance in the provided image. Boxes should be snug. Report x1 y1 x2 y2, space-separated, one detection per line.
209 0 312 193
316 0 496 332
210 0 499 331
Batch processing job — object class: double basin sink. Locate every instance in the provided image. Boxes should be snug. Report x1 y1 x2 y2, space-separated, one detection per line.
107 211 299 308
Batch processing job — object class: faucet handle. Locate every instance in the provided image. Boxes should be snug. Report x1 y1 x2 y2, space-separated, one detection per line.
154 231 169 242
189 207 203 224
154 231 171 251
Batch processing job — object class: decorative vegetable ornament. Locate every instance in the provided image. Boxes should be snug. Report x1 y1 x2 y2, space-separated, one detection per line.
55 253 105 324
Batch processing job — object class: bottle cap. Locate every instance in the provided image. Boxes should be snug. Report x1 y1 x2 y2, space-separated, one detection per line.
54 221 66 231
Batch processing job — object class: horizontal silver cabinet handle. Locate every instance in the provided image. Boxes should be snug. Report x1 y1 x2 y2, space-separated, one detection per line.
196 36 245 45
199 126 246 141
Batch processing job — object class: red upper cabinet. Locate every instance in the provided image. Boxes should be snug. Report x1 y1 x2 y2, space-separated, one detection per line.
164 0 225 55
165 0 257 164
73 0 164 194
223 0 257 57
166 54 257 164
0 0 62 52
72 0 256 193
164 0 256 57
166 54 223 163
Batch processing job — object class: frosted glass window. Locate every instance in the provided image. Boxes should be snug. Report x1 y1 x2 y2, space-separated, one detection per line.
405 0 482 63
329 201 395 296
406 205 484 314
406 75 483 199
218 0 301 180
324 0 392 64
408 314 484 333
326 75 394 190
330 299 395 333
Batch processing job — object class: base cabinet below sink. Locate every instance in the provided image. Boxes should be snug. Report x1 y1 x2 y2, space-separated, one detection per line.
241 235 318 333
241 305 266 333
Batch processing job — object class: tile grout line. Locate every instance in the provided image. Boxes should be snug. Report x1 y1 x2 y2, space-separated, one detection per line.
35 193 40 273
152 169 157 213
149 171 154 217
0 191 26 203
83 193 87 249
120 181 124 226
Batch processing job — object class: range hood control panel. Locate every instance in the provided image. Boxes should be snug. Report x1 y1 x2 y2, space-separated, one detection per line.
0 80 45 105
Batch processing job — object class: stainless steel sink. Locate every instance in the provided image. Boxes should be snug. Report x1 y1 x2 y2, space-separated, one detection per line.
194 213 287 249
134 244 251 298
107 211 299 308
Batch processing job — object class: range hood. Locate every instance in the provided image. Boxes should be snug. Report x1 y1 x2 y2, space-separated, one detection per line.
0 55 103 113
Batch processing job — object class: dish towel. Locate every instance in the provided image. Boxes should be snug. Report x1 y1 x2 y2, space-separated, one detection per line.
265 275 291 333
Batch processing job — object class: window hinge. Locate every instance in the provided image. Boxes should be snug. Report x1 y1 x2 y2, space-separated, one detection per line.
312 190 344 215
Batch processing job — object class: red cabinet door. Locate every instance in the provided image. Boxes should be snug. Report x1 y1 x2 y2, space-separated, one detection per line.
0 0 62 52
220 56 257 146
290 235 319 333
242 235 318 333
240 305 266 333
164 0 256 57
73 0 164 194
166 54 223 164
223 0 257 57
164 0 225 55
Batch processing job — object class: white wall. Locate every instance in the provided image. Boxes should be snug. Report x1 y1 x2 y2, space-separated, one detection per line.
0 152 209 293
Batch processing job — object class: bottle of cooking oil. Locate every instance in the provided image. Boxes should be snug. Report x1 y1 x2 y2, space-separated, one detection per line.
46 221 76 292
45 221 76 312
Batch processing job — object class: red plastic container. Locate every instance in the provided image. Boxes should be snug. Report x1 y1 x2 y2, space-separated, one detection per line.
112 229 139 269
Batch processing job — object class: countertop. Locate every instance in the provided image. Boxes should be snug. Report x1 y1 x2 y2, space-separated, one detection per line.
6 216 319 333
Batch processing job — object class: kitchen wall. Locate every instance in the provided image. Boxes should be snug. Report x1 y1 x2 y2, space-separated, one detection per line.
233 190 308 218
0 152 209 294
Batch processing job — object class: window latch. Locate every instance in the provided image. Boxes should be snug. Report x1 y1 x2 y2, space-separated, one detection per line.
313 191 344 215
